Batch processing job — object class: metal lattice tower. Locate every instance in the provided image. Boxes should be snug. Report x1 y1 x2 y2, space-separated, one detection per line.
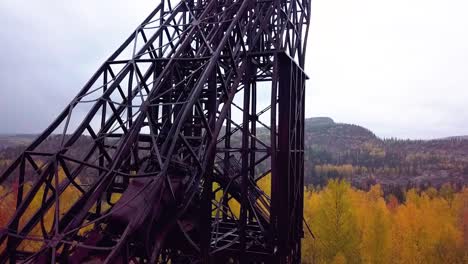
0 0 310 262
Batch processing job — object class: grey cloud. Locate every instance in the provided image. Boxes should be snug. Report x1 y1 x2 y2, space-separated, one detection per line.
0 0 156 133
1 0 468 139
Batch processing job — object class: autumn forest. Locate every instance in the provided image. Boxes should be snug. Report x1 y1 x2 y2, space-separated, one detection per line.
302 180 467 263
0 117 467 263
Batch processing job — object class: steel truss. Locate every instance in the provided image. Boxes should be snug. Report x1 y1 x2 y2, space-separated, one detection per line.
0 0 310 263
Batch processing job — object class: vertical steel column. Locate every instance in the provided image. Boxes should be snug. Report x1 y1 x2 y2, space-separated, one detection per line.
201 70 217 263
240 59 252 258
297 64 306 262
271 53 305 264
278 53 292 264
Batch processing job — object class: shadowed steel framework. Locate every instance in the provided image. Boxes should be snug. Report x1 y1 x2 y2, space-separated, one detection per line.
0 0 310 262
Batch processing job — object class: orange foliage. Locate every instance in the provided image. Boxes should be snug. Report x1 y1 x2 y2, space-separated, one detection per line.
0 168 82 252
303 181 467 264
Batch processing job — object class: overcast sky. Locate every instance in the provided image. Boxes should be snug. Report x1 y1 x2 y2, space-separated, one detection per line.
1 0 467 139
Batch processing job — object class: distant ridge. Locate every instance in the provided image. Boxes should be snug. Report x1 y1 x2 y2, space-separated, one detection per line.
0 134 36 150
439 135 468 140
305 117 335 127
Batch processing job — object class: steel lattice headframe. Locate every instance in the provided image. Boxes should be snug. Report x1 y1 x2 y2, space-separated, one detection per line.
0 0 310 263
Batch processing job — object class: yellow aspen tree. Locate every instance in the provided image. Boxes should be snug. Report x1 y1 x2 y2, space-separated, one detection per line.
357 185 391 264
311 179 360 263
302 187 321 264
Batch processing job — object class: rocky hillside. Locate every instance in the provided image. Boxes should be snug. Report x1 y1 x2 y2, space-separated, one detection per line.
305 117 379 153
304 117 468 190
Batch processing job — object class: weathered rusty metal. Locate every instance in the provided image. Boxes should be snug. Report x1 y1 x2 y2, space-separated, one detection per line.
0 0 310 262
